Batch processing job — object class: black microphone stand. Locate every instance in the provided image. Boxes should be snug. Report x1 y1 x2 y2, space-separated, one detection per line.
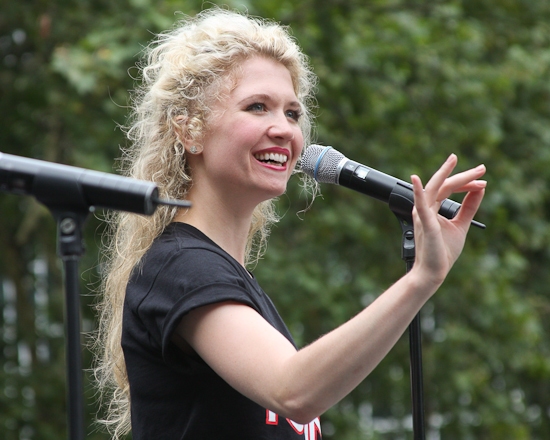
51 208 89 440
388 184 425 440
35 172 94 440
0 153 194 439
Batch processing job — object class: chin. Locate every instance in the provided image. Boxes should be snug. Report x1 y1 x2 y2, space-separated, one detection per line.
253 186 287 204
268 184 288 198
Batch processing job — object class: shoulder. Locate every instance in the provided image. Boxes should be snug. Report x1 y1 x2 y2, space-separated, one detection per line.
138 222 242 281
127 222 253 309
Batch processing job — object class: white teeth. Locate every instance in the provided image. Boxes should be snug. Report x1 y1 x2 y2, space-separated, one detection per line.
254 152 288 165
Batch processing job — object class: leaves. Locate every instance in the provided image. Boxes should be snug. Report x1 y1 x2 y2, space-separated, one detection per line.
1 0 550 438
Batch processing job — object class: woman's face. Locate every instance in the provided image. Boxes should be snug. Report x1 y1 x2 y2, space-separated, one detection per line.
193 56 304 208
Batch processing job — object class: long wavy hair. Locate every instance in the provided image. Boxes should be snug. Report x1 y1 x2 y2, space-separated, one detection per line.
94 8 317 438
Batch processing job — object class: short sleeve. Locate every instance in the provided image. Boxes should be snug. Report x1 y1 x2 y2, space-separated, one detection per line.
127 246 260 368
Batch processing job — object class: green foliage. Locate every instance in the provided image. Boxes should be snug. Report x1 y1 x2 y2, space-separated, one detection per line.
1 0 550 438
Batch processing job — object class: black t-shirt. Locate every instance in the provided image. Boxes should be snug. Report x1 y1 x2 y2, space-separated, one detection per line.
122 223 322 439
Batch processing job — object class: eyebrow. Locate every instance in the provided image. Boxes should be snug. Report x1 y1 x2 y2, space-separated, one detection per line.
239 93 301 107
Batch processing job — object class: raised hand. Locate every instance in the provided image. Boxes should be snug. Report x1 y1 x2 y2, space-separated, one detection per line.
410 154 487 286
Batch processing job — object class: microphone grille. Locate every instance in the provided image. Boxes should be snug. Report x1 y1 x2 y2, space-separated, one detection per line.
300 145 345 184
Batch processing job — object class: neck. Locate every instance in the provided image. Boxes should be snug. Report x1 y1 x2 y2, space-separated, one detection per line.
174 191 255 267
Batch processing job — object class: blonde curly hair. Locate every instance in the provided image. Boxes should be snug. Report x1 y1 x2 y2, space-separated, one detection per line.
94 7 317 438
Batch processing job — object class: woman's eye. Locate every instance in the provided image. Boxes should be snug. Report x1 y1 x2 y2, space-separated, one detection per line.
286 109 301 121
246 103 266 112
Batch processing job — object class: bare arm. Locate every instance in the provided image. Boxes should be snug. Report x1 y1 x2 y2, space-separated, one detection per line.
176 154 486 423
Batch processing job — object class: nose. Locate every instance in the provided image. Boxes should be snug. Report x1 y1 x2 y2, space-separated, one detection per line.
267 112 296 142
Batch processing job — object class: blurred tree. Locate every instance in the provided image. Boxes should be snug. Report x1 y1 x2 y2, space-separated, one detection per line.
1 0 550 439
253 1 550 438
0 1 202 438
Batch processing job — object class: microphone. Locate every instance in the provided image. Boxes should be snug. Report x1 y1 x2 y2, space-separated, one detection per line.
300 145 485 229
0 152 191 215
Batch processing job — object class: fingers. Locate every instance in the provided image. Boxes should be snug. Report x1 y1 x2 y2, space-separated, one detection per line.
410 154 456 220
410 174 434 223
426 156 485 199
439 165 486 198
422 154 486 198
453 187 486 227
422 154 458 201
411 154 487 225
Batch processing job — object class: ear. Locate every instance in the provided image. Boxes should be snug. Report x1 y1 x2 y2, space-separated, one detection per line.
173 115 203 155
173 115 192 149
173 115 188 143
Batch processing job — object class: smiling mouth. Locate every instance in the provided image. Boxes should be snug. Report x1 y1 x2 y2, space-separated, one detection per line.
254 152 288 166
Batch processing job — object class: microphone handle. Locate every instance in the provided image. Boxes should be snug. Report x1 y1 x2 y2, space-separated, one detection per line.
339 159 485 229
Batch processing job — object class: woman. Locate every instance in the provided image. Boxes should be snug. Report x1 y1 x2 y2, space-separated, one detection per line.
95 8 486 440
